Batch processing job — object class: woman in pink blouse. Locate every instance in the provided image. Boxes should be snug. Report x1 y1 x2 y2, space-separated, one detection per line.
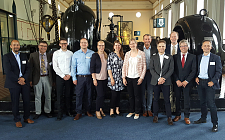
90 41 108 119
122 38 146 119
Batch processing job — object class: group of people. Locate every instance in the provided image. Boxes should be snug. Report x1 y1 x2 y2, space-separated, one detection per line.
3 31 222 132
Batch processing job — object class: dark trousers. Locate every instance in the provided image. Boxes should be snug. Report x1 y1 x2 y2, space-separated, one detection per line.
75 76 92 114
56 75 72 115
153 84 171 118
9 85 30 122
110 90 121 109
174 83 191 118
95 79 107 111
197 79 218 125
127 77 141 114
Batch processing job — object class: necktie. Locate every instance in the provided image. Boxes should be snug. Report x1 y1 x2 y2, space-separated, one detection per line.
172 45 176 56
182 54 185 68
41 54 46 74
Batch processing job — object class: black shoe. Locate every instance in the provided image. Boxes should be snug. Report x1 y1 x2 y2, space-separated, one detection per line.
66 112 73 117
212 125 218 132
110 114 116 118
57 116 62 121
194 118 206 124
116 113 123 116
33 114 41 120
46 113 53 118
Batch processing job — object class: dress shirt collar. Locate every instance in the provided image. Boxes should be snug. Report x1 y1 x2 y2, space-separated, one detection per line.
171 43 178 47
159 53 165 56
39 51 46 56
181 52 188 57
144 45 151 50
79 48 90 54
12 51 20 56
202 52 210 57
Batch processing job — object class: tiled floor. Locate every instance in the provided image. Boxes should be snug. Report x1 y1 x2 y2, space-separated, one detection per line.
0 72 10 101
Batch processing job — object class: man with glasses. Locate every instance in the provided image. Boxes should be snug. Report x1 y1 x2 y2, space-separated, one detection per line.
29 41 53 119
53 38 73 120
172 39 196 124
71 38 94 120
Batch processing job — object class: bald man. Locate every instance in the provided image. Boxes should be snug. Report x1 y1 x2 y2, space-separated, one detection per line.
3 40 34 128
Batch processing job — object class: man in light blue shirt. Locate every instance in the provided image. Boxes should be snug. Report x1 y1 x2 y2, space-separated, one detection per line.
194 40 222 132
139 34 157 117
71 38 94 120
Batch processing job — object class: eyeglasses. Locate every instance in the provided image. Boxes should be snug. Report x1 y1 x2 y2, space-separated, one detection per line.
98 45 105 47
39 45 47 47
59 43 67 46
80 42 87 44
180 45 188 47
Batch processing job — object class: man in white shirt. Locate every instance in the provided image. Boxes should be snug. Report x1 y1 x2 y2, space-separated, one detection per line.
165 31 180 112
53 38 73 120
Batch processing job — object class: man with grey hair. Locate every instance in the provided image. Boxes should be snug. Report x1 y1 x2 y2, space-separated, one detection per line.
172 39 196 124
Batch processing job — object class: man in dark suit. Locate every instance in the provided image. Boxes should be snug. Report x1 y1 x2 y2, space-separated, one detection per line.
172 39 196 124
194 40 222 132
3 40 34 127
165 31 180 112
29 41 53 119
150 40 174 125
138 34 157 117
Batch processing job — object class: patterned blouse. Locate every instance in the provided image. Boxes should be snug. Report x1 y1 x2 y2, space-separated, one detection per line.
107 52 124 91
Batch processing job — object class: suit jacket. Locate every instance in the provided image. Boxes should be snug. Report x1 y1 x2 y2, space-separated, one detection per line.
165 44 180 55
150 53 174 85
3 52 30 88
173 53 196 85
197 53 222 90
29 52 53 85
90 53 102 74
138 45 158 57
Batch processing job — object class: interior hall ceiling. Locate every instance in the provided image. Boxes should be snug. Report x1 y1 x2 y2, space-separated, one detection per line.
64 0 157 5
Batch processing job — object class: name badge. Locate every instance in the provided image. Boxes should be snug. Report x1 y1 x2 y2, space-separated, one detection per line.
22 61 26 64
86 56 90 59
164 55 169 59
210 62 215 65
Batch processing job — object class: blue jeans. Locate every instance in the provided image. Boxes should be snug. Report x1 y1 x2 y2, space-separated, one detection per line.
197 78 218 125
141 71 154 111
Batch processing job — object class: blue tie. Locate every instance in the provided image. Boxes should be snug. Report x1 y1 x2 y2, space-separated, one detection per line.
15 54 22 77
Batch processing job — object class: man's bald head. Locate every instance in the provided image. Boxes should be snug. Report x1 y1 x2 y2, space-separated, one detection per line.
10 40 20 54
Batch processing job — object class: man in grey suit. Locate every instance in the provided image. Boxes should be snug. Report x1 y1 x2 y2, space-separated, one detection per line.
29 41 53 119
150 40 174 125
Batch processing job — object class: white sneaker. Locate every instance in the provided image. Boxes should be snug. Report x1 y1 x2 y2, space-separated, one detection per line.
134 115 139 119
126 113 135 118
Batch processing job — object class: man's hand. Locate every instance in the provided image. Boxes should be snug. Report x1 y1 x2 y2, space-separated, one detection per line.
195 77 199 85
73 80 77 85
137 78 143 85
123 78 127 86
18 77 25 85
63 75 71 81
176 80 182 87
182 81 188 88
158 77 165 85
30 81 32 87
208 81 214 87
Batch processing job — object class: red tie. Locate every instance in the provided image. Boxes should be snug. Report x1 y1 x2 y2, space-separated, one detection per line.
182 54 185 68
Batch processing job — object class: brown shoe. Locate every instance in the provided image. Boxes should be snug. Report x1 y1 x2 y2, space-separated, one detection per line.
148 111 153 117
74 114 82 120
143 111 148 117
153 116 158 123
168 117 173 125
15 121 22 128
173 115 181 122
86 112 93 117
96 112 102 119
184 118 191 124
24 118 34 124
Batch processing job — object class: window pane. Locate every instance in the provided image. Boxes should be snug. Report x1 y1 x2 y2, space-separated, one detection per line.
0 12 8 38
197 0 204 14
180 2 184 18
168 10 172 37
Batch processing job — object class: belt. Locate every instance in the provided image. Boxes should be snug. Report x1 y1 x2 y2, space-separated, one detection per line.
40 74 48 77
199 78 209 81
146 69 150 72
77 75 91 77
